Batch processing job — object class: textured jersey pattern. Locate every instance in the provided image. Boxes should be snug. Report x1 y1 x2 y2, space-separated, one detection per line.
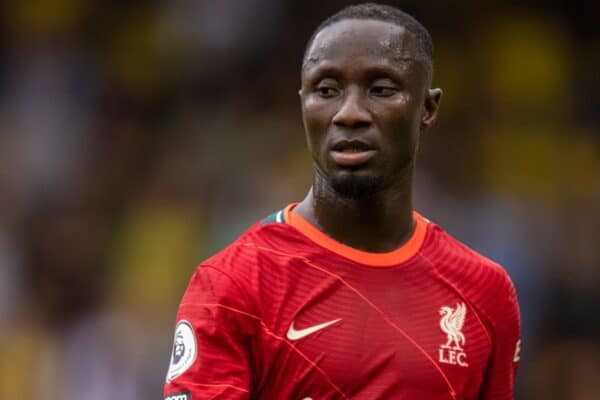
164 207 520 400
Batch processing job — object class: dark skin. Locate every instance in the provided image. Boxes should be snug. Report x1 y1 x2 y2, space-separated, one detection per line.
295 19 442 253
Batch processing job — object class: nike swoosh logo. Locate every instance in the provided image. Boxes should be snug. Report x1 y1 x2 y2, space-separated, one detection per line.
286 318 341 341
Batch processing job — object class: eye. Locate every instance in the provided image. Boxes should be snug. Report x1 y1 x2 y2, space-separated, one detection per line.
370 86 398 97
316 86 339 98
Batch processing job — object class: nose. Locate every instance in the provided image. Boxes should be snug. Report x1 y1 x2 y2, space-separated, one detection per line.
332 87 372 128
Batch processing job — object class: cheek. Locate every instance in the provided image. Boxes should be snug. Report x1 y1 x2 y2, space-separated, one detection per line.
302 98 332 149
375 96 422 158
396 92 410 106
391 92 418 115
373 96 415 133
302 97 331 125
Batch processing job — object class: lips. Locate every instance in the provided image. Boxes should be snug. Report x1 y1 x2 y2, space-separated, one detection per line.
329 139 376 166
331 139 373 152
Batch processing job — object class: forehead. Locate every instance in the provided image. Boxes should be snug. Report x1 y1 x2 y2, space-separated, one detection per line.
304 19 420 72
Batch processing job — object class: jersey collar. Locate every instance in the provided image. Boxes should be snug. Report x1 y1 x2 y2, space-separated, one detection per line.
283 203 428 267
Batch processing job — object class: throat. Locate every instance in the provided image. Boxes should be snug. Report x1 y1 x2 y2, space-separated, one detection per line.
295 182 415 253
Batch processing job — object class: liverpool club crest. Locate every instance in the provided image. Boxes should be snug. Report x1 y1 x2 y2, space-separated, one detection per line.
438 302 468 367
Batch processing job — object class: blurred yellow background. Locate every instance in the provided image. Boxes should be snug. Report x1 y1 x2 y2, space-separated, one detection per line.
0 1 598 399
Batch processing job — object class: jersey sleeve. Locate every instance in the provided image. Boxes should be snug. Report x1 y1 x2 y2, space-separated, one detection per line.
163 264 258 400
479 275 521 400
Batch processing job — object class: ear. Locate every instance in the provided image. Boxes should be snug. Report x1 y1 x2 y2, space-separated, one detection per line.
421 88 442 130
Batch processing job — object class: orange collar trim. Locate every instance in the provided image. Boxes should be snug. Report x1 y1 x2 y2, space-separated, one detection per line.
283 203 428 267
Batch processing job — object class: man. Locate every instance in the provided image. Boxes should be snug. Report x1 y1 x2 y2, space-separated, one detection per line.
164 3 521 399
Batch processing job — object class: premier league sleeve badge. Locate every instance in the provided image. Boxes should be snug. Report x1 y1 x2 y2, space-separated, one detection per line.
166 320 197 382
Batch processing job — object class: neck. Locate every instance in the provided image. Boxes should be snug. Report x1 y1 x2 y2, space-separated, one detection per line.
294 166 415 253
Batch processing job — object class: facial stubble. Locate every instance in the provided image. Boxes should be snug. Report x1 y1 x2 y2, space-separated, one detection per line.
328 171 385 199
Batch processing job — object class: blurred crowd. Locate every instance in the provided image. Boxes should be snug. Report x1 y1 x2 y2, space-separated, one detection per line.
0 1 598 399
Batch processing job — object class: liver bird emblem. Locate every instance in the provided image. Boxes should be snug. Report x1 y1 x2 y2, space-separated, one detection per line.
439 302 467 350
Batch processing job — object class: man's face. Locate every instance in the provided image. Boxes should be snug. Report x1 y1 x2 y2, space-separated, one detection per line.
301 19 439 197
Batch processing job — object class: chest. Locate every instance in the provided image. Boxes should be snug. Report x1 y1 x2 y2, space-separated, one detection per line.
256 263 492 399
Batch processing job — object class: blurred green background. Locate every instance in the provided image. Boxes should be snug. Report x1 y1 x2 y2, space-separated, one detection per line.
0 1 598 399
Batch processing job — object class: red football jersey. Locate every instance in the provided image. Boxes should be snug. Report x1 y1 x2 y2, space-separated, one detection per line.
164 204 521 400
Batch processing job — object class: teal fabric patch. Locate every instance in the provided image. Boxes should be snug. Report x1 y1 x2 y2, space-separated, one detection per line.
261 209 284 225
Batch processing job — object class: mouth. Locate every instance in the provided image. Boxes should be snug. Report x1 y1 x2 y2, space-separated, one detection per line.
329 140 377 167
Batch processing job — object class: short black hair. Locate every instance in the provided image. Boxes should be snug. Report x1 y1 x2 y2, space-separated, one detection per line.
303 3 433 69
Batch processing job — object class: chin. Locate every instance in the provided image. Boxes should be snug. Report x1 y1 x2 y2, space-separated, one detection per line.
328 173 385 199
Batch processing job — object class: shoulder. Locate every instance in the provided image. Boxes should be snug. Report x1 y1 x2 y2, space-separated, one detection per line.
183 207 302 305
202 209 299 273
421 221 519 326
424 222 516 289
